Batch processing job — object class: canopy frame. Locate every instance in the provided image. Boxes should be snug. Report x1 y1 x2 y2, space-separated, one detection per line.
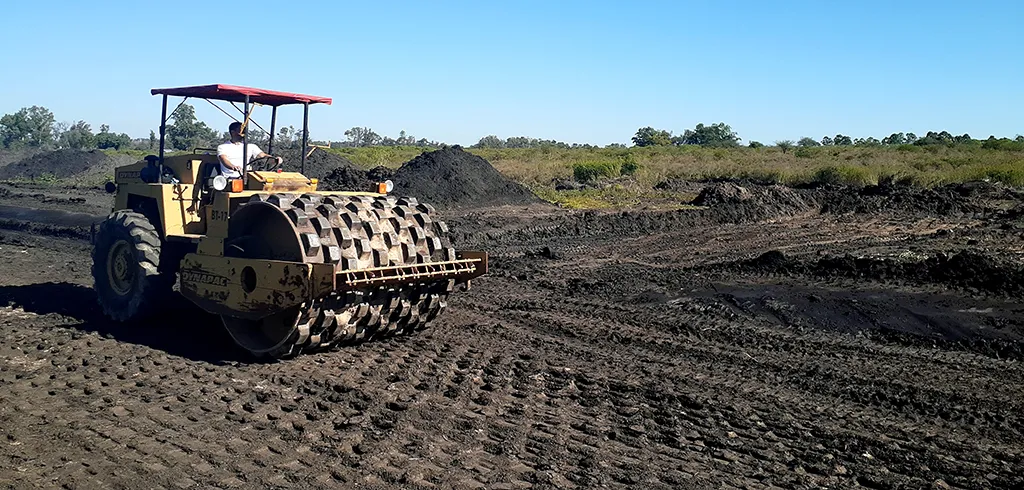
151 84 331 180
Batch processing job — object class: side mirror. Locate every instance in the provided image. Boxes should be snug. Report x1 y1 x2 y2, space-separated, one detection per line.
104 181 116 193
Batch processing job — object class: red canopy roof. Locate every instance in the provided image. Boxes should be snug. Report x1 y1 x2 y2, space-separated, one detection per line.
150 84 332 106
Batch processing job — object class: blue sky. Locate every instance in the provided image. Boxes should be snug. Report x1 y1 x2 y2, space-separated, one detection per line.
1 0 1021 146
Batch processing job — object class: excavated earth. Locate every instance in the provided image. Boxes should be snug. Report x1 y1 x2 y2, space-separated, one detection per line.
0 168 1023 489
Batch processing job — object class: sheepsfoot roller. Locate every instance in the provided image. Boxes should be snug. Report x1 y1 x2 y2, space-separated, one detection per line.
90 84 487 359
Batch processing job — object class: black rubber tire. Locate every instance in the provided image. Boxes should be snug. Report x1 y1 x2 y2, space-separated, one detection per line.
91 210 172 321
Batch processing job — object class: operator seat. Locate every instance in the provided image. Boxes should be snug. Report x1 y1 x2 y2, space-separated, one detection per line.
193 159 222 204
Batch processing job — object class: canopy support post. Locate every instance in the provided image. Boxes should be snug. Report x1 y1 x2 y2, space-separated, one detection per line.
268 106 277 154
301 102 309 176
158 94 167 178
242 95 249 186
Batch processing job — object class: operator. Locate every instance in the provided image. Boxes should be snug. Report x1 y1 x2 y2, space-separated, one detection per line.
217 121 282 178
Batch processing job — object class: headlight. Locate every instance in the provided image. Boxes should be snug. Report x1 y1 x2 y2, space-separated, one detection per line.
213 175 228 191
384 179 394 193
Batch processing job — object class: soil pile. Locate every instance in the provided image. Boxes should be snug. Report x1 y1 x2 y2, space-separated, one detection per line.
692 182 816 217
390 146 540 208
366 165 393 182
274 148 358 182
0 149 115 181
735 249 1024 297
0 148 42 168
319 165 376 192
814 182 982 217
652 178 706 194
692 182 753 205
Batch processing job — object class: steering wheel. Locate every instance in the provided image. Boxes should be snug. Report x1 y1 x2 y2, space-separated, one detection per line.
249 155 283 172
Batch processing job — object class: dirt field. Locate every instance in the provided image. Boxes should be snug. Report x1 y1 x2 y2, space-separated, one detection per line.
0 170 1023 489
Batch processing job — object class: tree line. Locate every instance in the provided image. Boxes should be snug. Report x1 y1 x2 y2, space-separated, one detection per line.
0 104 445 153
631 124 1024 152
3 103 1021 153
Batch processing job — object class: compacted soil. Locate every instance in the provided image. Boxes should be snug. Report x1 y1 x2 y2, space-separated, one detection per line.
0 171 1022 489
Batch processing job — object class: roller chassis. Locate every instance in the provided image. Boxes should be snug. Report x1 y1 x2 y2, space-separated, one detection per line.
90 84 487 360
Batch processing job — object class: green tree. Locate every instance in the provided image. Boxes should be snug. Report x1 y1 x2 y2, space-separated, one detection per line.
149 130 157 150
631 126 672 147
344 126 381 147
95 124 133 150
58 120 96 149
0 106 56 148
475 135 504 148
833 134 852 145
165 104 219 150
675 122 739 147
775 140 795 153
748 141 764 148
820 136 834 146
882 132 906 145
914 131 954 146
797 137 820 147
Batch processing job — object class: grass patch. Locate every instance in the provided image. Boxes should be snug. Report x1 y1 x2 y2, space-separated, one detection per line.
467 145 1024 191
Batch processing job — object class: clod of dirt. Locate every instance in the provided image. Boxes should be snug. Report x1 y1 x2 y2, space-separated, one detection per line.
390 146 540 209
0 149 116 181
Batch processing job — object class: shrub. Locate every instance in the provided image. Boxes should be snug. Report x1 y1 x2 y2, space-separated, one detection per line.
573 161 620 182
811 165 874 187
620 154 641 176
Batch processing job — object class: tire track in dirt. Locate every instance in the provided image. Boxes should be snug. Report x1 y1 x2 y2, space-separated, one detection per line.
1 193 1023 488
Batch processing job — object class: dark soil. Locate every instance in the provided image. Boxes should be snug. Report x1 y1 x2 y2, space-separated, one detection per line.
812 182 984 217
730 248 1024 298
0 148 42 167
366 165 393 182
691 180 1016 220
0 149 119 181
274 147 359 182
318 165 376 192
1 164 1024 488
652 178 706 194
390 146 541 208
0 183 111 216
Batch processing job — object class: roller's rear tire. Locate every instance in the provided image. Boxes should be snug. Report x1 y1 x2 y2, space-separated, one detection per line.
91 210 173 321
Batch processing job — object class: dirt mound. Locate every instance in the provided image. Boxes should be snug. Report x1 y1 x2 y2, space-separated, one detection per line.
692 182 816 216
652 178 706 194
692 182 753 205
366 165 393 182
692 180 1004 219
814 183 982 217
390 146 540 208
274 148 358 182
0 149 115 181
0 148 42 168
735 249 1024 297
319 165 376 192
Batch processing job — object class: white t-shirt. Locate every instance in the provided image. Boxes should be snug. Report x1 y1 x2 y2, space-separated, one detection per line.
216 142 263 178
